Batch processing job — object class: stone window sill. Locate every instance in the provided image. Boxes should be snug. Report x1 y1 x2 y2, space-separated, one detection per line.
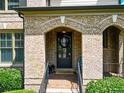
0 63 23 67
0 10 17 14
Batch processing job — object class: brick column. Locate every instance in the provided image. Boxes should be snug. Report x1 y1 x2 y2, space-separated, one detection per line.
82 33 103 86
119 34 124 76
24 33 46 92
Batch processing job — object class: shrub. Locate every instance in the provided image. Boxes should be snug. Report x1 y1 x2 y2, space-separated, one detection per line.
86 77 124 93
2 90 36 93
0 68 23 92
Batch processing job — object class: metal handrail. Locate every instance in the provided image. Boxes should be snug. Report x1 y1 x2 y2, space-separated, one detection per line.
77 62 83 93
77 56 83 93
40 63 49 93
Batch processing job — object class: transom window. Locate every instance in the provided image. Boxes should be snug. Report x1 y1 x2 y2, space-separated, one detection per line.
0 33 24 63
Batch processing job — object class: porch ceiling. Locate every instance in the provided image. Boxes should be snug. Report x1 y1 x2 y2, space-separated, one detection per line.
14 5 124 15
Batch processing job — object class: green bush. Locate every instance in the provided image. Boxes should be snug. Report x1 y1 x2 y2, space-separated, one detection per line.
86 77 124 93
0 68 23 92
2 90 36 93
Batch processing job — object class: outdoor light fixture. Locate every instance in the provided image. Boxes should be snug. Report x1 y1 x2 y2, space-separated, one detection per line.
62 31 66 33
112 15 118 23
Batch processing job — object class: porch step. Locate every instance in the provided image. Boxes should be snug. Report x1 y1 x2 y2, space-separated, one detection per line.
46 74 79 93
46 88 79 93
56 69 74 74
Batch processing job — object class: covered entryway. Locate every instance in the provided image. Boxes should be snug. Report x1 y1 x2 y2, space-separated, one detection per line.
45 27 82 93
45 27 82 69
103 26 124 76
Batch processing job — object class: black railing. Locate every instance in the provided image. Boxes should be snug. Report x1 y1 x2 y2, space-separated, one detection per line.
77 56 83 93
40 63 49 93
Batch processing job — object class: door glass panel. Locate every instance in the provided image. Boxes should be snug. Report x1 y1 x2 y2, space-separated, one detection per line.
57 32 72 68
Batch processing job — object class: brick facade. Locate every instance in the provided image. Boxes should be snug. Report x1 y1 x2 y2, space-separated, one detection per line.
23 14 124 92
0 4 124 92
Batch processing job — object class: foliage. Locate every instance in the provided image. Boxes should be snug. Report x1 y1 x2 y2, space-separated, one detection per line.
86 76 124 93
0 68 23 92
2 90 36 93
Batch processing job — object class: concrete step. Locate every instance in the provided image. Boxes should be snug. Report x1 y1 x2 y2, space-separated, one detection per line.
46 88 79 93
46 73 79 93
56 69 74 74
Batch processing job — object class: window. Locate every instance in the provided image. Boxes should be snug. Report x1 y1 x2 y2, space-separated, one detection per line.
0 0 19 11
103 31 108 48
0 33 24 63
119 0 124 4
0 0 5 10
0 33 12 62
8 0 19 10
15 33 24 62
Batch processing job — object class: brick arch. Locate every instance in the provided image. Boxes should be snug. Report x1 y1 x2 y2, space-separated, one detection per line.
40 17 86 33
98 16 124 33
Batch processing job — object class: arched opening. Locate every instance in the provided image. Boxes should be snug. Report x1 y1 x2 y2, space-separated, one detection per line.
103 26 121 76
45 27 82 70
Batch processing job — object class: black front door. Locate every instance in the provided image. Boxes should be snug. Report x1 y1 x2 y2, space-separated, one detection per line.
57 32 72 68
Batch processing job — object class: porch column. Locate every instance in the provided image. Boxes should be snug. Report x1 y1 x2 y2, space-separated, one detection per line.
82 33 103 86
24 33 46 92
119 34 124 76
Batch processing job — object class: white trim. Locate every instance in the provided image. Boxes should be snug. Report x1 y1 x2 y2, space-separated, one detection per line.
0 63 23 67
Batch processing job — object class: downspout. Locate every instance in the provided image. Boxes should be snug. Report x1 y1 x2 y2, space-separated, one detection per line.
18 12 25 89
18 12 24 19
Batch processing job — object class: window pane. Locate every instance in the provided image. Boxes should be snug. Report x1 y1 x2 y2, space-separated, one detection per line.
15 48 24 62
15 33 23 40
0 33 12 47
15 41 20 47
1 33 6 40
6 33 12 40
15 33 20 39
8 0 19 10
21 41 24 47
1 49 12 62
15 33 24 47
0 0 5 10
1 41 6 47
7 41 12 47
